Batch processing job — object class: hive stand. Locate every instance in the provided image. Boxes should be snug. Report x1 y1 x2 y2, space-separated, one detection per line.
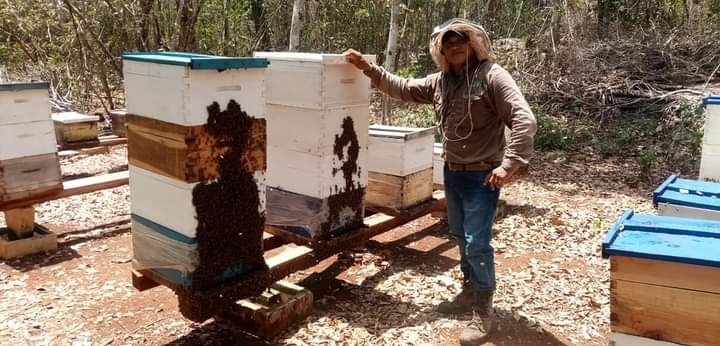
131 190 447 339
0 171 129 259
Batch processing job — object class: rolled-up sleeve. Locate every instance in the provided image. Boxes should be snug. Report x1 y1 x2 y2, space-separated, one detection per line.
490 67 537 174
363 64 437 104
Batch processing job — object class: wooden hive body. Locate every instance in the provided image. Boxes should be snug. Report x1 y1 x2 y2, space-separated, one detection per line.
602 211 720 346
51 112 100 145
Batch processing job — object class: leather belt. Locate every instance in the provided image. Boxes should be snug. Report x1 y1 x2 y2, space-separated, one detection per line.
445 161 497 171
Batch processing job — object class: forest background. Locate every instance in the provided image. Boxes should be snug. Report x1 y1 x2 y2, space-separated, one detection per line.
2 0 719 184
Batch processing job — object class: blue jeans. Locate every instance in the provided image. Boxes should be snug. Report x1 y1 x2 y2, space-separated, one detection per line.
444 164 500 292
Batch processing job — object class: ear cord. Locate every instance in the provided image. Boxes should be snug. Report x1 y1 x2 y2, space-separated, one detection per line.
440 52 478 143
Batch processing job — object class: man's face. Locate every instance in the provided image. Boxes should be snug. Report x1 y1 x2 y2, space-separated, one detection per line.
442 34 472 67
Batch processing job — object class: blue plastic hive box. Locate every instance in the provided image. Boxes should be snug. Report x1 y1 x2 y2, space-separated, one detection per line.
602 210 720 345
653 174 720 221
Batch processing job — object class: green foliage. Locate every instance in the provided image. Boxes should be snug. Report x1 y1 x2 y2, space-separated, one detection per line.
535 114 571 151
391 104 436 129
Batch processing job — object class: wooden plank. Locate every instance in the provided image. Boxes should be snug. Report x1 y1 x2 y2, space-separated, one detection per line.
217 280 313 339
0 153 63 203
58 135 126 150
127 113 266 183
131 269 160 291
0 170 129 211
58 146 110 158
611 279 720 345
0 224 57 259
611 255 720 294
3 207 35 237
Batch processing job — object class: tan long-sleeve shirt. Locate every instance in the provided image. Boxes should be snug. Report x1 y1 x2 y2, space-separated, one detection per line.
364 60 537 174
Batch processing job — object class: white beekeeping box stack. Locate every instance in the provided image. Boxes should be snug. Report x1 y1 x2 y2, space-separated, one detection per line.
121 52 270 300
254 52 375 240
0 82 62 204
701 95 720 181
366 125 436 210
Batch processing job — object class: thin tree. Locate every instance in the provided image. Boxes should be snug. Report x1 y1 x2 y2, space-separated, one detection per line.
289 0 305 51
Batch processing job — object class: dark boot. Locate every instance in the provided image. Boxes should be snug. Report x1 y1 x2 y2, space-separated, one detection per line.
437 278 474 315
459 291 496 346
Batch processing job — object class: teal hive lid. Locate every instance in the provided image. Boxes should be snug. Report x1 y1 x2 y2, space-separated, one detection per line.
122 51 270 70
0 81 50 91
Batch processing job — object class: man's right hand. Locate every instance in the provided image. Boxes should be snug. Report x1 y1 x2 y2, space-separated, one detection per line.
343 49 372 71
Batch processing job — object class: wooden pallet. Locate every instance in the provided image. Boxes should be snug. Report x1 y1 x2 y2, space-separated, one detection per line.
0 170 129 211
130 190 446 337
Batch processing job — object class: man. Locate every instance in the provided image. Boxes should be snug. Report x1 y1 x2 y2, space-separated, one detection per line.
344 18 537 345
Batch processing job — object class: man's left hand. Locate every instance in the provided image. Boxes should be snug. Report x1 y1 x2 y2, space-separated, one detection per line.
485 167 512 191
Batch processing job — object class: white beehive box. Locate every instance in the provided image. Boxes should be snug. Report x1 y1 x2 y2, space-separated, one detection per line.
368 124 435 176
433 142 444 187
123 52 268 126
366 125 436 210
0 82 57 160
265 105 369 198
129 165 267 240
253 52 376 109
701 96 720 181
253 52 374 199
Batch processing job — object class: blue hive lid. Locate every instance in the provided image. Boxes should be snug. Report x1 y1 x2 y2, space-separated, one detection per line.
122 51 270 70
602 210 720 267
0 81 50 92
653 175 720 211
703 94 720 105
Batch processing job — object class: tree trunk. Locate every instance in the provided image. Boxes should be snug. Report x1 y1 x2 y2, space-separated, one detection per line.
136 0 155 50
597 0 612 37
382 0 402 124
289 0 305 51
249 0 270 50
171 0 203 51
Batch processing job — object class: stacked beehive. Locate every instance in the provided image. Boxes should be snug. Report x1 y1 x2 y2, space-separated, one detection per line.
700 95 720 182
0 82 62 238
122 52 270 306
366 124 436 211
254 52 375 240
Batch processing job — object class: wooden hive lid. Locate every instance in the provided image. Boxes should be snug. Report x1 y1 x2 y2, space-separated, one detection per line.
369 124 436 141
122 51 269 70
602 210 720 267
653 175 720 212
51 112 100 124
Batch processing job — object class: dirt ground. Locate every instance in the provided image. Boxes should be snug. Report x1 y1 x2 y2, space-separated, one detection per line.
0 146 663 345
